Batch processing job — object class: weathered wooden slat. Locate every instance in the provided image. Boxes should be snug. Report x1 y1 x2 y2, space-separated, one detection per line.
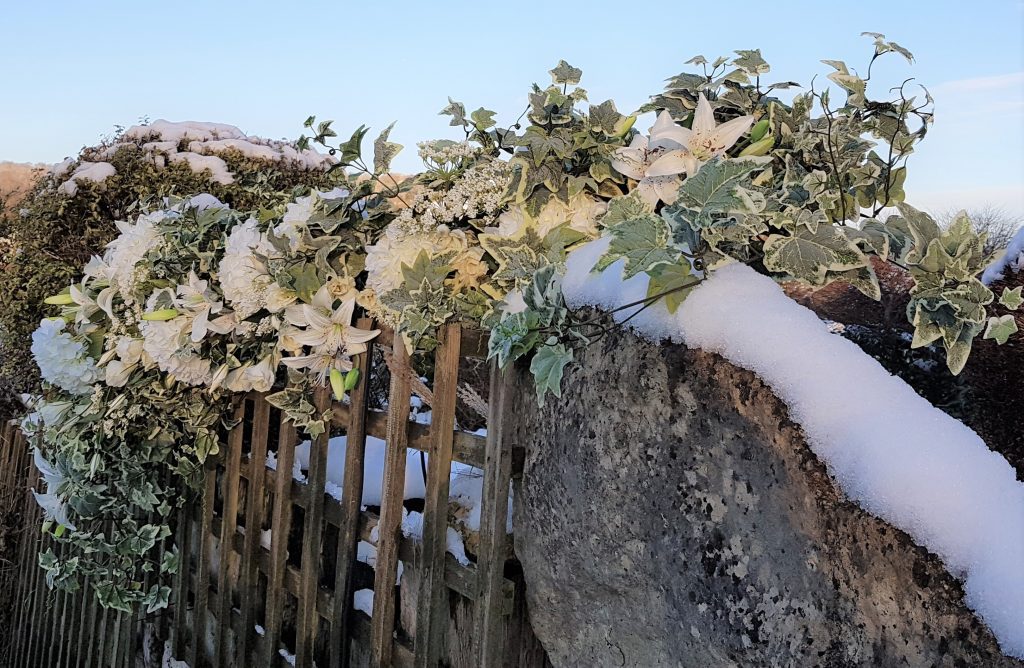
261 409 298 667
329 321 375 668
171 496 193 659
18 453 42 668
10 447 36 668
190 459 218 668
73 576 92 668
238 396 271 664
296 386 332 668
216 399 247 665
414 323 462 668
53 538 71 668
473 362 514 666
370 335 413 667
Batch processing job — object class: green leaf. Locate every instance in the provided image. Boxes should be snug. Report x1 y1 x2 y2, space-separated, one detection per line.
984 314 1018 345
733 49 770 75
530 342 573 406
470 107 498 131
599 193 654 228
669 157 771 229
762 227 867 285
594 214 678 278
439 98 467 127
549 60 583 86
646 261 695 314
372 122 402 175
339 125 369 164
999 286 1023 311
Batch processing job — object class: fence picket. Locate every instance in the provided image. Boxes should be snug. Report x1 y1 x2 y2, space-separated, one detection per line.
296 386 333 668
329 319 375 668
473 362 514 666
370 335 413 667
414 323 462 668
216 399 248 665
238 395 271 663
262 409 298 666
190 459 218 667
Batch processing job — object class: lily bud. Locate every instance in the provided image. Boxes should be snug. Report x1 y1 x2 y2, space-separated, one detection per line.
614 115 638 138
44 293 74 305
739 135 775 157
329 368 346 401
343 368 360 392
749 119 770 142
141 309 179 321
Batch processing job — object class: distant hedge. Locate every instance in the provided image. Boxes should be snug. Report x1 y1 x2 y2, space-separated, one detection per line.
0 122 336 413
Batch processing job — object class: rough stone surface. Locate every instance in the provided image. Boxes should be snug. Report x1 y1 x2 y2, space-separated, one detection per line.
509 328 1021 668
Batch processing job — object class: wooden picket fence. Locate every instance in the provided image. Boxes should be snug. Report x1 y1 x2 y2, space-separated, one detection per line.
0 322 550 667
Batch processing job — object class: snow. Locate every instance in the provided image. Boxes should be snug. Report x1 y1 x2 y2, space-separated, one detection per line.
57 161 116 196
124 120 247 143
290 434 427 505
123 119 333 170
354 588 375 616
168 152 234 185
563 237 1024 658
162 642 190 668
982 225 1024 284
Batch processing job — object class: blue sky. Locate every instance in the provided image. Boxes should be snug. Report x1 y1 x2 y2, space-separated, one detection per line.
2 1 1022 215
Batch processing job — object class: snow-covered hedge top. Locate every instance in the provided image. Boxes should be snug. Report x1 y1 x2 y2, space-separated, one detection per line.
51 120 333 192
564 237 1024 659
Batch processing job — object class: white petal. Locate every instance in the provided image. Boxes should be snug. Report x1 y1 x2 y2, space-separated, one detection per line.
649 111 691 150
709 115 755 154
646 150 693 178
649 175 683 205
611 148 647 180
693 93 716 135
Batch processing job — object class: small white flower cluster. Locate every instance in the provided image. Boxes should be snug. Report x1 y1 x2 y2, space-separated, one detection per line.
417 140 481 165
396 158 512 230
30 318 101 395
99 211 169 298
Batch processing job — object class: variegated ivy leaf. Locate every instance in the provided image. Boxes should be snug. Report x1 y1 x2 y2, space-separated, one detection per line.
549 60 583 86
831 263 882 301
530 341 573 406
999 286 1023 311
588 99 624 135
983 314 1018 345
668 157 771 230
470 107 497 131
480 226 550 288
895 202 941 262
593 213 678 279
843 226 890 261
599 192 654 228
762 226 867 285
372 122 402 175
646 261 696 314
733 49 770 75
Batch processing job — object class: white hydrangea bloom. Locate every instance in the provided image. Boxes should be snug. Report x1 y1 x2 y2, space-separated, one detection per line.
220 217 274 319
365 222 471 295
496 194 608 239
30 318 101 395
103 211 167 297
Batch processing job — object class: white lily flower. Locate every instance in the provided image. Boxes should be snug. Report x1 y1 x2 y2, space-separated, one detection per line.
284 285 379 356
224 354 278 393
612 95 755 206
644 94 756 179
176 271 225 343
281 345 355 386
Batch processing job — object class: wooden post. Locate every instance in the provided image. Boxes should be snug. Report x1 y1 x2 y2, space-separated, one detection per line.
413 323 462 667
262 409 299 666
329 320 375 668
473 361 514 667
296 386 333 668
370 335 412 667
238 396 271 663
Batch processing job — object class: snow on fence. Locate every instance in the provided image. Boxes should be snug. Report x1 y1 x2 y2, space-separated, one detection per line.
2 322 549 668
